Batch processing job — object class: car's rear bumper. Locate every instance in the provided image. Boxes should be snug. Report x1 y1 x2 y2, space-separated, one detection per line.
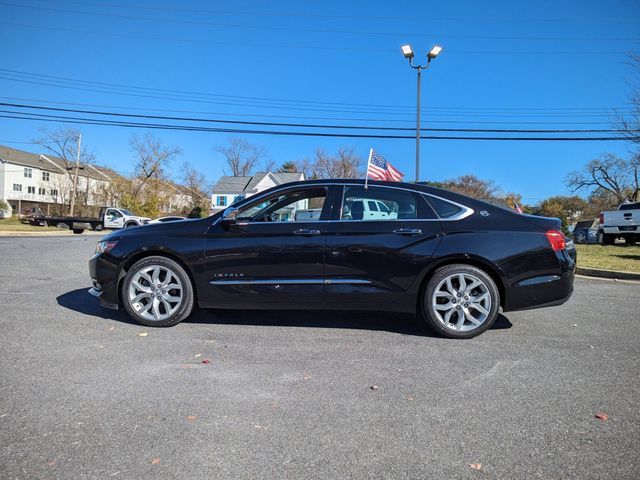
88 253 120 309
503 253 575 312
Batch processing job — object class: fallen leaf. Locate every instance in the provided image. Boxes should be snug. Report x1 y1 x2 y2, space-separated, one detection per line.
181 364 195 369
469 463 482 470
303 373 312 380
595 412 609 421
370 385 379 390
186 415 197 422
201 358 211 364
138 332 148 337
151 458 160 465
406 396 414 401
47 460 57 467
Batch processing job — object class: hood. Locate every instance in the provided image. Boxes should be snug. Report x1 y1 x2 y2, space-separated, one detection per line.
101 217 206 241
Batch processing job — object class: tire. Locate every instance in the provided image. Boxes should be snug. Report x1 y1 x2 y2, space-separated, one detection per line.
122 256 195 327
602 234 615 245
124 222 137 228
94 224 103 231
420 264 500 339
575 231 586 244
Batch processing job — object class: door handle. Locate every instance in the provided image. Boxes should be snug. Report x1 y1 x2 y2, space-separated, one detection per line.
293 228 321 235
393 228 422 235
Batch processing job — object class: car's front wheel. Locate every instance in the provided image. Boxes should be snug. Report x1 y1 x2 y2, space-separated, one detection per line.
122 256 195 327
421 264 500 339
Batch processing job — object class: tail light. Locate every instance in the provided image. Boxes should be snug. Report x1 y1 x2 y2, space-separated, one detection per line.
546 230 566 252
599 213 604 225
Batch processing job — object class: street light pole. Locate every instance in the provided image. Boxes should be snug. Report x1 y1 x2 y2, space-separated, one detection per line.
401 44 442 183
415 66 422 183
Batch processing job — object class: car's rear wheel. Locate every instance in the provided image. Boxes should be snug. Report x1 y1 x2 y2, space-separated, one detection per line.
122 256 195 327
420 264 500 339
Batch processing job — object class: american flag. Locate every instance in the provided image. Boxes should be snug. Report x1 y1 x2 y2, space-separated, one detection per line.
513 200 523 214
367 150 404 182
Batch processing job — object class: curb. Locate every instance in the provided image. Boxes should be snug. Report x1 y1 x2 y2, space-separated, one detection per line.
576 266 640 281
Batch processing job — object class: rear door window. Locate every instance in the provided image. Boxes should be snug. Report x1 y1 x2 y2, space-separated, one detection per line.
340 186 436 221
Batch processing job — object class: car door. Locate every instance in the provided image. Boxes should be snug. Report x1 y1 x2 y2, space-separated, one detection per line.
201 185 337 308
103 208 124 229
324 184 443 310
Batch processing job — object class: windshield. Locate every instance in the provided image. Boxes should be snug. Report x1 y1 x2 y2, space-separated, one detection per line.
119 209 134 216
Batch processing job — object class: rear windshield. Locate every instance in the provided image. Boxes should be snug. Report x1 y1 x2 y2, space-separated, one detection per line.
619 203 640 211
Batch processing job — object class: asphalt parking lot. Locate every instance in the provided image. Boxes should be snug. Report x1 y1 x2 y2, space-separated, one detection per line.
1 236 639 479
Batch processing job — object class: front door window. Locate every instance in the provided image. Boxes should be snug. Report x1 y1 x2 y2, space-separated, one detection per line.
237 188 328 223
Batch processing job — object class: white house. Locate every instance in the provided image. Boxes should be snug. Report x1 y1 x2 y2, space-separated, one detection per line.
0 144 118 216
0 144 209 217
210 171 305 214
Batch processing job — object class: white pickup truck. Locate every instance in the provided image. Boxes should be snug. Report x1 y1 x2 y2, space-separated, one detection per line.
598 202 640 245
29 207 150 233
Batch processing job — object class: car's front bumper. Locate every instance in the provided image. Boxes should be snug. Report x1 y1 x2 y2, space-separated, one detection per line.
88 253 120 310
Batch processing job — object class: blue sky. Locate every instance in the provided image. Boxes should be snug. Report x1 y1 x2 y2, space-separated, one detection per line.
0 0 638 203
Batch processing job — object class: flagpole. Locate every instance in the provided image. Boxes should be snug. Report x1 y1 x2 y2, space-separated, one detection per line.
364 148 373 189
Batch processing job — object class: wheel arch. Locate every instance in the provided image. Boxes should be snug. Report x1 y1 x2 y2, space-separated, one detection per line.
414 255 506 309
116 250 198 306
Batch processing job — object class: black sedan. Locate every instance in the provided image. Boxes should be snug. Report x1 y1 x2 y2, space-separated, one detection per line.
88 179 575 338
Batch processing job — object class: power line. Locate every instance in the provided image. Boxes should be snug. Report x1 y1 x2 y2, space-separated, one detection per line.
0 68 631 113
4 21 636 58
1 102 635 134
0 70 629 120
0 111 637 141
2 3 638 42
25 0 640 24
1 96 618 127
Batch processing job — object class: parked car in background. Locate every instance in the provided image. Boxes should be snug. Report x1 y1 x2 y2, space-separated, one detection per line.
573 219 599 244
147 216 187 224
342 197 399 220
30 207 150 233
88 179 575 339
598 202 640 245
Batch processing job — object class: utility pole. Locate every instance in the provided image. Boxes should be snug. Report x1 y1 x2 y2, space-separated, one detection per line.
69 134 82 217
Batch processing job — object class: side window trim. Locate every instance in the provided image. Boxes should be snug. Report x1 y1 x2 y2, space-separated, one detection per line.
422 194 475 221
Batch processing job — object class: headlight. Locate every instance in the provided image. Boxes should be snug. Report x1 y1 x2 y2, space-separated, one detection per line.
95 240 118 254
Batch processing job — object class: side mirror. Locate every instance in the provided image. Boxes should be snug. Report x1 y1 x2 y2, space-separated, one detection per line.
221 206 239 223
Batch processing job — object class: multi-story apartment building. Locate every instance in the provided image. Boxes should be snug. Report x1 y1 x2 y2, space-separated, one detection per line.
1 144 211 217
0 144 119 216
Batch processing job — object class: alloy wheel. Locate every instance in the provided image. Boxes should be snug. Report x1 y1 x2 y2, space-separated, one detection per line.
128 265 183 321
431 272 492 332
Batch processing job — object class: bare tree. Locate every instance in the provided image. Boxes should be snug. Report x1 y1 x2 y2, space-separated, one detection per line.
216 138 267 176
311 147 363 179
33 126 95 214
614 54 640 146
181 161 209 210
565 153 639 203
129 133 182 194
